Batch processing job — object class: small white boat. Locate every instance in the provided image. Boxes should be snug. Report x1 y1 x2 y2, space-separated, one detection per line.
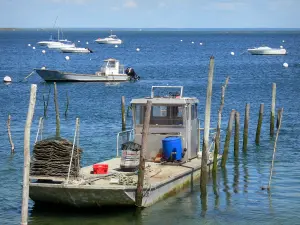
95 32 122 44
47 40 75 49
61 47 93 54
247 46 287 55
34 58 140 82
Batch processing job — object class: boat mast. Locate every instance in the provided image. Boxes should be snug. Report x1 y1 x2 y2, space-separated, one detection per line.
53 16 58 40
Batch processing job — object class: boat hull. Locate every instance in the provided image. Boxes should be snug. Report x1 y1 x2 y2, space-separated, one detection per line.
35 69 130 82
61 48 91 53
29 157 218 208
248 49 287 55
95 40 122 44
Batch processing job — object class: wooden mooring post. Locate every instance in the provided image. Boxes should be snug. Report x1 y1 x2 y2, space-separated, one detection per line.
255 104 264 145
234 111 240 158
267 108 283 189
221 109 235 167
201 56 215 189
53 82 60 138
65 91 69 118
242 103 250 152
135 100 152 207
270 83 276 137
121 96 126 131
7 114 15 153
21 84 37 225
213 76 230 172
276 108 282 129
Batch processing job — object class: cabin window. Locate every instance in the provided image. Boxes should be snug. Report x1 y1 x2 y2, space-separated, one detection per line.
191 104 198 120
134 104 183 126
107 61 116 68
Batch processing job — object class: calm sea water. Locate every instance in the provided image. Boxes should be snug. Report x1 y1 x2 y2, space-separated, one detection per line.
0 30 300 224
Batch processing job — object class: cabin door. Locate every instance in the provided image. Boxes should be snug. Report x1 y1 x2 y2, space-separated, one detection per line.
190 104 198 158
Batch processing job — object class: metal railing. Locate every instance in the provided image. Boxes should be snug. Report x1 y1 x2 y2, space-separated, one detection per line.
151 86 184 98
116 129 134 157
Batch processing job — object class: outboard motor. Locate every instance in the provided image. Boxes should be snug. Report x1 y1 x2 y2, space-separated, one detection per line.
125 67 140 81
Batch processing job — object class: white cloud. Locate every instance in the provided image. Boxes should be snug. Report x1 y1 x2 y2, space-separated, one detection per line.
214 2 236 11
46 0 92 4
111 6 120 11
158 2 167 8
124 0 137 8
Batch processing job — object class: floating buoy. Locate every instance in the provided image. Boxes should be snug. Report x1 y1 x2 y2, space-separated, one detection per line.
32 46 36 50
200 42 203 45
115 45 118 48
65 56 70 61
231 52 235 56
42 50 46 54
280 46 283 49
283 62 288 68
86 41 89 45
41 66 46 70
136 48 140 52
78 40 80 43
3 76 12 83
180 40 183 42
191 41 194 44
28 44 31 47
282 40 285 43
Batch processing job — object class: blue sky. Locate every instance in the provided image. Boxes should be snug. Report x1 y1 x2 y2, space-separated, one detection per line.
0 0 299 28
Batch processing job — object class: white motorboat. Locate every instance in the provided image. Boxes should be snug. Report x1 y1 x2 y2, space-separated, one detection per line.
247 46 287 55
34 58 140 82
47 40 75 49
95 32 122 44
61 47 93 53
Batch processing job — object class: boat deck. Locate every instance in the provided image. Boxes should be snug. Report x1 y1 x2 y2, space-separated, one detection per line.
78 155 214 189
29 153 216 207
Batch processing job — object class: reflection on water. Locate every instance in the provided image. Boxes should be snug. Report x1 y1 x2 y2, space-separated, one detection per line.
221 167 231 207
30 204 143 225
242 152 249 193
212 171 220 209
233 159 239 194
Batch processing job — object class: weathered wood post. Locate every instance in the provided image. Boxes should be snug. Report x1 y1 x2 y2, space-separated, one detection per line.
7 114 15 153
213 76 229 172
221 109 235 167
65 91 69 118
21 84 37 225
255 104 264 145
268 108 283 189
201 56 215 189
234 111 240 158
270 83 276 137
242 103 250 151
53 82 60 138
135 100 152 207
121 96 126 131
276 108 282 129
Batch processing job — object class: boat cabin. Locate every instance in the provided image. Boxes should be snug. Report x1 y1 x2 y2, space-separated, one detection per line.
108 35 118 39
99 58 124 75
131 86 200 162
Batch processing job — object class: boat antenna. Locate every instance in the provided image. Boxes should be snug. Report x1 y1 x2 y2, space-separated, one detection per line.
53 16 58 29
